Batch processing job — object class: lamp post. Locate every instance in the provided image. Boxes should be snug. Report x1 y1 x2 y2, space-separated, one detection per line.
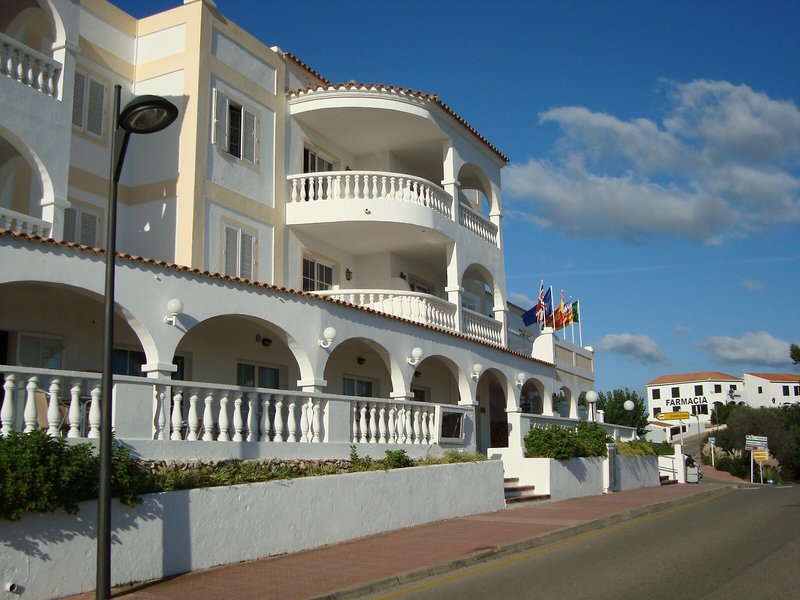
98 85 177 600
585 390 598 422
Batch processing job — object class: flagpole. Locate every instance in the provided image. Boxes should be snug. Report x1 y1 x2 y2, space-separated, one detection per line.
578 300 583 347
549 286 554 329
570 301 575 344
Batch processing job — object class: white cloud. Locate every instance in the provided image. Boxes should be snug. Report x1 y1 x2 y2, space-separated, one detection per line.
504 80 800 244
673 325 691 334
596 333 668 364
742 279 765 292
509 291 535 307
699 331 790 365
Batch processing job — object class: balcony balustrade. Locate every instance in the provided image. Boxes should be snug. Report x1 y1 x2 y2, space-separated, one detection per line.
0 206 52 237
520 412 637 442
0 32 61 98
289 171 452 218
462 307 503 346
314 289 457 332
0 366 472 452
458 202 498 246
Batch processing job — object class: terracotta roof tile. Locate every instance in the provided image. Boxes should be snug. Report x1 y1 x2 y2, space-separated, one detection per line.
287 82 509 163
280 51 332 86
647 371 742 386
746 373 800 383
0 229 550 367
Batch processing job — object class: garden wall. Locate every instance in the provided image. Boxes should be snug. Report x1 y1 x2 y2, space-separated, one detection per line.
0 460 504 600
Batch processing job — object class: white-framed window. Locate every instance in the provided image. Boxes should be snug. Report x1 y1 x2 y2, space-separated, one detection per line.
212 89 258 163
302 256 333 291
237 362 279 389
303 148 334 173
63 206 100 246
16 333 63 369
224 225 256 279
72 71 106 137
343 377 375 397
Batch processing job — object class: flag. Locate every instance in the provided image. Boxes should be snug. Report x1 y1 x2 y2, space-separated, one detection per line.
542 287 554 327
562 301 574 327
550 290 565 329
571 301 580 324
521 281 543 327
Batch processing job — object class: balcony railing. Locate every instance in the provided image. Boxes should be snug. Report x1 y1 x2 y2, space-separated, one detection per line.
520 413 637 442
462 307 503 345
0 366 473 452
288 171 453 218
458 203 498 246
0 206 52 237
314 289 457 332
0 32 61 98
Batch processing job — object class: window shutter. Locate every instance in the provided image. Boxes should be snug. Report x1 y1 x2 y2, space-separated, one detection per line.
224 226 238 276
240 231 254 279
242 109 257 163
63 207 77 242
212 88 228 148
72 73 86 128
80 212 99 246
86 79 105 136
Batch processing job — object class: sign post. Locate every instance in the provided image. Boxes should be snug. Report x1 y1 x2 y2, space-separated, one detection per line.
745 435 768 484
656 412 691 447
709 437 716 468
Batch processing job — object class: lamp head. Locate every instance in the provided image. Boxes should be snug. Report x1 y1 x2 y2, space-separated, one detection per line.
120 95 178 134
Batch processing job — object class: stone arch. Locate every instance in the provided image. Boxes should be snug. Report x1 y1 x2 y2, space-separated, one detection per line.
411 354 469 405
322 336 399 398
0 127 54 215
5 4 55 54
460 262 505 317
475 367 509 451
174 314 311 389
457 162 497 215
519 377 546 414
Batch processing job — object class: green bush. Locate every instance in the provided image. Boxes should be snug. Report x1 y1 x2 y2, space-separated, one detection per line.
524 425 578 460
616 439 658 457
575 421 612 458
0 430 148 521
382 449 413 469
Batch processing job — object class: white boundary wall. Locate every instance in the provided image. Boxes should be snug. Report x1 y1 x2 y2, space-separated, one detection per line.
0 461 504 600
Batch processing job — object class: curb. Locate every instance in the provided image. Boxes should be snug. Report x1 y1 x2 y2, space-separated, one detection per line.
310 485 733 600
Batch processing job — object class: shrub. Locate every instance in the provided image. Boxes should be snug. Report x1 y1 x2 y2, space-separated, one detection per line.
616 439 658 457
524 425 578 460
575 421 612 458
382 449 413 469
347 445 376 472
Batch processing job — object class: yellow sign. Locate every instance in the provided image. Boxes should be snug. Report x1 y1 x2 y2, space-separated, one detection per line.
656 412 691 421
753 450 769 462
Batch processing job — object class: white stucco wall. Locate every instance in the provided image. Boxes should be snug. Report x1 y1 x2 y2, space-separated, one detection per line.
614 455 660 491
0 460 504 600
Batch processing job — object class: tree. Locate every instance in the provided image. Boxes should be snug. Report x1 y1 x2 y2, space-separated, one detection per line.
596 388 649 436
791 343 800 365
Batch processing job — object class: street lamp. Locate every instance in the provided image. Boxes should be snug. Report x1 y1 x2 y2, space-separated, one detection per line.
98 85 178 600
585 390 598 421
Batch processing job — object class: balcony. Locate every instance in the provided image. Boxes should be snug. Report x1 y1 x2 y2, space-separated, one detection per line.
287 171 498 247
0 206 52 237
0 32 61 99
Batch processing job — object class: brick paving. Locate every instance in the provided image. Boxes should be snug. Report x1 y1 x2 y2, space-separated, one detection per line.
64 483 731 600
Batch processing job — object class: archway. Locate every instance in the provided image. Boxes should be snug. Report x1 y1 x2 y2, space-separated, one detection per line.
410 355 462 405
519 377 545 414
323 337 393 398
475 368 509 451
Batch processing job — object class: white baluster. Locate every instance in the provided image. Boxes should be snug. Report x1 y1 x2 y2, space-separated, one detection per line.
246 392 258 442
202 392 215 441
371 175 378 199
67 381 81 438
325 175 333 201
291 179 299 202
187 390 199 441
353 174 361 199
155 386 167 440
352 402 359 443
46 379 61 437
344 174 351 199
170 389 183 440
286 395 297 442
378 405 387 443
316 176 324 201
388 405 397 443
421 407 430 444
260 393 272 441
218 391 230 441
1 374 16 437
397 405 406 443
274 395 285 442
23 376 38 433
299 397 309 443
380 176 387 199
232 394 244 441
359 403 368 443
88 383 101 439
332 174 341 200
312 399 322 443
413 408 422 444
428 411 437 443
388 175 397 200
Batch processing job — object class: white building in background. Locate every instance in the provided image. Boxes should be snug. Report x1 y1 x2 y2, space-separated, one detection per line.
0 0 625 459
742 373 800 408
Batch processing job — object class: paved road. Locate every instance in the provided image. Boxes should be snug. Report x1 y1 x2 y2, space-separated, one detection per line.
363 485 800 600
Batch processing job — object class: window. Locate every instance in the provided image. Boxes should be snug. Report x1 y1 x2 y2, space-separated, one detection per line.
651 389 661 400
411 387 428 403
652 407 661 417
213 89 257 163
758 386 763 394
691 405 708 416
714 384 722 393
302 257 333 291
672 406 682 412
408 278 432 295
794 386 800 396
671 387 680 398
343 377 374 397
113 349 185 379
72 71 106 137
17 333 62 369
303 148 333 174
730 385 737 390
224 225 256 279
694 385 703 396
783 385 790 397
237 363 279 389
63 206 100 246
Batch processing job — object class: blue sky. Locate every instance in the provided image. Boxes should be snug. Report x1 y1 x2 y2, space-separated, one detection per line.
118 1 800 394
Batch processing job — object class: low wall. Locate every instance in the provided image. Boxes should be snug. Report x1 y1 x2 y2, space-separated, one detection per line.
548 457 605 500
614 455 660 491
0 460 504 600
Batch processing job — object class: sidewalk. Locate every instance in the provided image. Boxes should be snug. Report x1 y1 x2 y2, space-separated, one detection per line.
65 483 732 600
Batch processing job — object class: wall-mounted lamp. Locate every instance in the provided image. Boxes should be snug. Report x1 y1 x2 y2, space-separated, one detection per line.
399 272 407 280
164 298 184 326
356 356 366 365
256 334 273 347
516 372 527 388
319 326 337 348
407 346 423 366
345 268 353 281
471 363 483 381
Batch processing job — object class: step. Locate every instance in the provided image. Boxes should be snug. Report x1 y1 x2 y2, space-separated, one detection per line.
660 478 678 486
506 493 551 504
504 477 520 484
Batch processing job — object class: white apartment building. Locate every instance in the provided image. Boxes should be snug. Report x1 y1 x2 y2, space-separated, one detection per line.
742 373 800 408
0 0 616 460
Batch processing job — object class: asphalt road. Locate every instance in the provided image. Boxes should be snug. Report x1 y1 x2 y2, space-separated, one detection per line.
363 485 800 600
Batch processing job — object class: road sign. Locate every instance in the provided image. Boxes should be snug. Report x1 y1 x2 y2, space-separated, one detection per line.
709 437 716 445
656 411 690 420
753 450 768 462
745 434 768 450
